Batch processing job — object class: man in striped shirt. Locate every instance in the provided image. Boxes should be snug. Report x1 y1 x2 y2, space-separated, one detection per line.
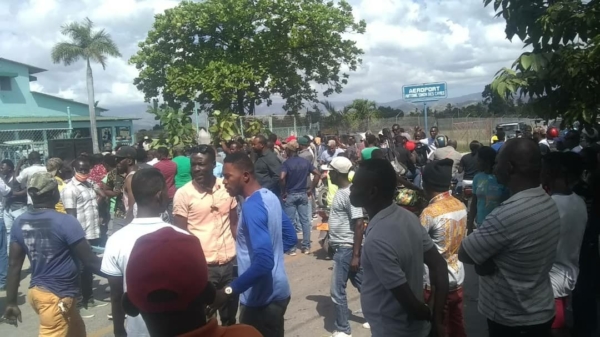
459 139 560 337
327 157 364 337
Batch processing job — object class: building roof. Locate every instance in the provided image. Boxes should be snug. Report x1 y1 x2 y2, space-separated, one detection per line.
0 116 138 124
31 91 108 112
0 58 47 75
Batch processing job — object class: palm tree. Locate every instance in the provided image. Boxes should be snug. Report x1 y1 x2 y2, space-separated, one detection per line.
51 18 121 153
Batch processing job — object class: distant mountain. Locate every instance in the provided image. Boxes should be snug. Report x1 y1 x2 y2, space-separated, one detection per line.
380 92 483 112
102 92 485 131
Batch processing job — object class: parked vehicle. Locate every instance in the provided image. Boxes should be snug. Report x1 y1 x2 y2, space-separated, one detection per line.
0 139 46 163
496 122 528 139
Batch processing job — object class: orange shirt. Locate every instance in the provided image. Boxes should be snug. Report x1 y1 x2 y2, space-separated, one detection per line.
173 179 237 265
178 319 262 337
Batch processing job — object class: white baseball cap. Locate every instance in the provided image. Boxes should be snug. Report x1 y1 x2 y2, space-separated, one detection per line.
328 157 352 174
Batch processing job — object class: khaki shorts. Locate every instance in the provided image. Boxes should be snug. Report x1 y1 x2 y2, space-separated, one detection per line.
28 287 86 337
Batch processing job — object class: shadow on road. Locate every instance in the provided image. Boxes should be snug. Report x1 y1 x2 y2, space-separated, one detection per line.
306 294 366 332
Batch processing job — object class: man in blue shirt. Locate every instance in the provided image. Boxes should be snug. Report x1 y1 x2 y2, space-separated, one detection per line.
280 140 320 255
3 172 105 335
215 152 291 337
491 129 506 152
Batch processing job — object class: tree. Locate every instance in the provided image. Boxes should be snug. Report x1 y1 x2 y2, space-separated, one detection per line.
148 105 196 147
51 18 122 153
486 0 600 124
130 0 366 116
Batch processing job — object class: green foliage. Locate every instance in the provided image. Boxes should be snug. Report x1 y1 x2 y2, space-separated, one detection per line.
209 110 240 143
148 101 196 147
130 0 366 115
52 18 122 69
486 0 600 124
320 99 380 131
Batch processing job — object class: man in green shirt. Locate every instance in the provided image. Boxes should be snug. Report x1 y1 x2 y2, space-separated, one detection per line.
172 146 191 189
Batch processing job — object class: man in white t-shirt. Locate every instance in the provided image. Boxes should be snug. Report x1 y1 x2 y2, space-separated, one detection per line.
101 168 189 337
542 152 588 333
15 151 47 205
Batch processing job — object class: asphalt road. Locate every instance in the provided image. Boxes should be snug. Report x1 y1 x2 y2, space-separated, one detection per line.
0 230 488 337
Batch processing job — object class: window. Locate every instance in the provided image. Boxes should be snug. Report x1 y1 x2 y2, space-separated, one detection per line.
0 77 11 91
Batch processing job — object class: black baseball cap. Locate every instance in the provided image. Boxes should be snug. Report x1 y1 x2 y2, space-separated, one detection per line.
115 146 137 159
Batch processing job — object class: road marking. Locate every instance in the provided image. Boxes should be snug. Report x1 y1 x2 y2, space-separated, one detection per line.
89 324 113 337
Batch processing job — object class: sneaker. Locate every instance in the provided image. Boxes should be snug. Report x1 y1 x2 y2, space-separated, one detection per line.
302 249 311 255
87 299 109 308
362 322 370 329
287 251 297 256
79 308 95 318
331 331 352 337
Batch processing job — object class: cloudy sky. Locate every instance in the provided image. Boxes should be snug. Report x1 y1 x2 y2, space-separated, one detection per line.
0 0 527 116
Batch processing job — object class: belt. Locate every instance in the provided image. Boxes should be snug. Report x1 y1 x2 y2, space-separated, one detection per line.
207 259 235 267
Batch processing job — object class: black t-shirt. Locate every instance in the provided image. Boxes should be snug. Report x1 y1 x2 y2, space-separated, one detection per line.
393 146 416 174
460 153 478 180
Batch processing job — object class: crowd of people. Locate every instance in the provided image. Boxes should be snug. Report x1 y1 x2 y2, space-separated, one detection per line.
0 119 598 337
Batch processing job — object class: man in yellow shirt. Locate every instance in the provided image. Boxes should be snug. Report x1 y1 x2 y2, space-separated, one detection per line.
46 158 66 214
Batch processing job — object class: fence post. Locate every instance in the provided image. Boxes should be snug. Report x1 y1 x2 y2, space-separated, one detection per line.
239 116 245 138
42 130 48 157
293 116 297 136
111 126 117 149
67 106 73 138
268 116 273 132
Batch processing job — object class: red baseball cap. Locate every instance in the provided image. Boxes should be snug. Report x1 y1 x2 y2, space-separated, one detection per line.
285 135 297 143
126 227 208 313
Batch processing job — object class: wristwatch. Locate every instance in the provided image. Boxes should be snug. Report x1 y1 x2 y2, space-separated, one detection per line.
224 286 234 295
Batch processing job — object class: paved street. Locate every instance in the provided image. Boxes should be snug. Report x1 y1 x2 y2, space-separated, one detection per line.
0 229 487 337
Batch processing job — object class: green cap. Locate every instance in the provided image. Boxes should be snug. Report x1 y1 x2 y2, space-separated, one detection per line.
28 172 58 197
298 137 309 146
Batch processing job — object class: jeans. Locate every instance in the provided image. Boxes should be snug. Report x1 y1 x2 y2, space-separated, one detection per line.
424 288 466 337
77 238 100 308
487 318 553 337
407 168 422 189
294 200 313 233
240 296 290 337
208 260 239 326
284 192 310 251
330 245 363 334
4 206 27 253
0 220 6 288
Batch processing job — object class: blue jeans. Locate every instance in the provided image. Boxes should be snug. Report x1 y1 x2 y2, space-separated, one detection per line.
284 192 310 251
331 245 363 334
294 198 313 232
406 168 422 189
4 207 27 253
0 220 7 288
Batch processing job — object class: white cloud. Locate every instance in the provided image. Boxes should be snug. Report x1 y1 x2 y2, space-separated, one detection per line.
0 0 528 113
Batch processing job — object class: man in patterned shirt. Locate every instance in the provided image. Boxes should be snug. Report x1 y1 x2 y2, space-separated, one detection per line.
62 156 107 317
421 159 468 337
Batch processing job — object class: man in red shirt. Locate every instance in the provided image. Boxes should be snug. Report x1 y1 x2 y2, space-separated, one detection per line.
153 147 177 219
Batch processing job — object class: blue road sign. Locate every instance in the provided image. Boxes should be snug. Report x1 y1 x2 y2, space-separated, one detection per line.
402 82 448 102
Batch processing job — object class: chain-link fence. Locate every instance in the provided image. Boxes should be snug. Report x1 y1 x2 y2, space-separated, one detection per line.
209 115 320 139
320 115 538 151
0 129 71 163
207 114 539 151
